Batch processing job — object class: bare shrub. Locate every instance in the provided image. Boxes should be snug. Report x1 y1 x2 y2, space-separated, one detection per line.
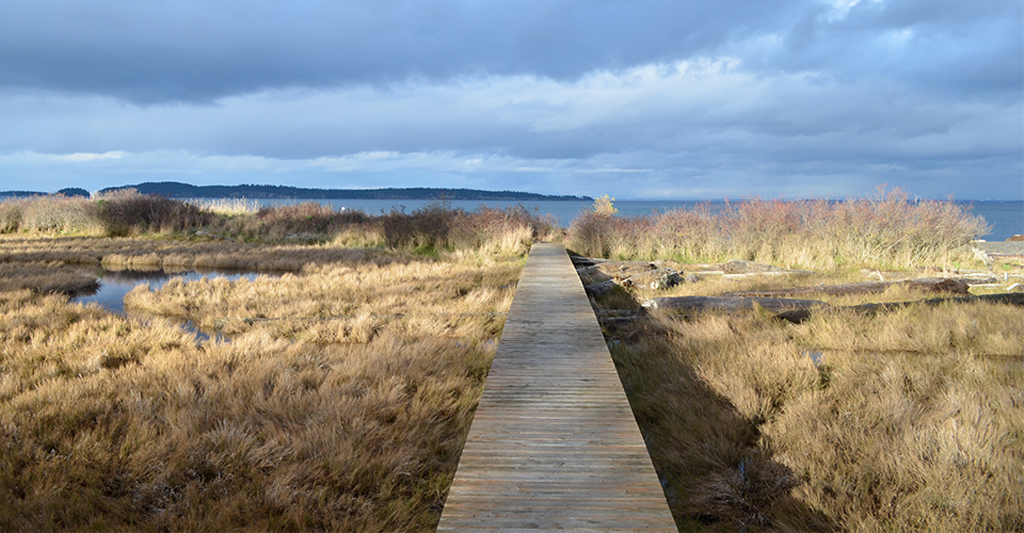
0 198 24 233
451 205 558 256
380 203 556 256
95 189 211 236
382 203 459 253
19 194 103 234
566 210 617 258
254 202 368 240
568 187 989 269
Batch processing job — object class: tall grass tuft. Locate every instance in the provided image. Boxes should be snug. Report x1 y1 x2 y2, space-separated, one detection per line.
568 188 990 270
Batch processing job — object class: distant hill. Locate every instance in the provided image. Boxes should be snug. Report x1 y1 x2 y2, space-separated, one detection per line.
0 187 90 198
90 182 592 201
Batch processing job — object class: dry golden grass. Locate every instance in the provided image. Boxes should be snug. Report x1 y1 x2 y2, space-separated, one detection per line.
0 234 396 273
187 197 261 215
595 264 1024 532
0 262 99 295
124 259 520 339
2 193 555 257
568 188 990 271
0 240 523 531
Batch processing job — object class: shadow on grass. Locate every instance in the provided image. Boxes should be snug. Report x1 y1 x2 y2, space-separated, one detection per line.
591 284 838 532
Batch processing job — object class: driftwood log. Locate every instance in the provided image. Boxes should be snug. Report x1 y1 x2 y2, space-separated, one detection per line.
642 296 829 312
584 280 616 298
723 277 971 298
775 292 1024 324
638 292 1023 324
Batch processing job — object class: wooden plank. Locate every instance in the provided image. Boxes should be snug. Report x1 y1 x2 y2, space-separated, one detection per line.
437 243 676 532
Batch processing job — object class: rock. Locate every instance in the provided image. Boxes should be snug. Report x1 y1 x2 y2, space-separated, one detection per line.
685 274 702 283
624 268 685 290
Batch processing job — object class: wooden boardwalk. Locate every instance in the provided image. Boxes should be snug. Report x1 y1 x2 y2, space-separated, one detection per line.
437 243 676 532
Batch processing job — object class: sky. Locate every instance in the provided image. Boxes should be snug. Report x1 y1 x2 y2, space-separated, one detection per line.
1 0 1021 200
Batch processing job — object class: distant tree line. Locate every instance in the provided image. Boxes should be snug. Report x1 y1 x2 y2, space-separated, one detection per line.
1 187 90 198
0 181 591 201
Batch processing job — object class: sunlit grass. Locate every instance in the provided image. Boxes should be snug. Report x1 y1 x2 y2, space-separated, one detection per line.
567 187 990 271
0 237 523 531
594 261 1024 532
187 197 261 215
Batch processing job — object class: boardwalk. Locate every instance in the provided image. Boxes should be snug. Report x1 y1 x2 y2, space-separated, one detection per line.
437 243 676 532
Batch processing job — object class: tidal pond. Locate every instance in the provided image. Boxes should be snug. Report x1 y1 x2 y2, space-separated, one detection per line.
73 267 276 340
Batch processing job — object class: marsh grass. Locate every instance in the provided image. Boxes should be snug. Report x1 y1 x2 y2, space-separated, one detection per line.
124 259 520 337
0 262 99 295
568 188 990 270
0 234 390 274
1 194 555 259
594 265 1024 531
187 197 261 215
0 195 547 530
0 250 521 531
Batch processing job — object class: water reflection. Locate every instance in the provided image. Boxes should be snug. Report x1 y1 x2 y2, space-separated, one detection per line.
73 267 273 341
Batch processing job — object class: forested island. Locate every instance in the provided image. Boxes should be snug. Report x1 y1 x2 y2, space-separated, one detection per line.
1 182 591 201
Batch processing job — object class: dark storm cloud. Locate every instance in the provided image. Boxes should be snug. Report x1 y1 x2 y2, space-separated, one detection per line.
1 0 796 103
3 0 1016 104
771 0 1022 98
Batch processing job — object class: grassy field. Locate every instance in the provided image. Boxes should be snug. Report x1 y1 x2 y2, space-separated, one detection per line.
1 191 1020 531
588 255 1024 531
0 251 523 531
0 194 542 530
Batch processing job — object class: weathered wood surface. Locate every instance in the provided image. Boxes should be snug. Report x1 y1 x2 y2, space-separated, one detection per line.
776 292 1024 323
642 295 829 312
438 243 676 532
722 277 970 298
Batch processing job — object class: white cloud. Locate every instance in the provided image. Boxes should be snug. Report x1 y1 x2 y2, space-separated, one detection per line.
51 151 126 162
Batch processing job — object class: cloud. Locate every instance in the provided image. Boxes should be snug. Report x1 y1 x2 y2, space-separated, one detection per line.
8 0 1017 104
0 0 799 103
52 151 125 162
0 0 1019 199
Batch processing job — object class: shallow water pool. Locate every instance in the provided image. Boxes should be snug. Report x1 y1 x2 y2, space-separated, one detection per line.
73 268 267 315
